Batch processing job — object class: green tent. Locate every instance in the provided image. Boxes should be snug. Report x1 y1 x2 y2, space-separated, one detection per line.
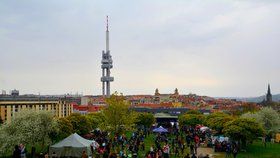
49 133 95 157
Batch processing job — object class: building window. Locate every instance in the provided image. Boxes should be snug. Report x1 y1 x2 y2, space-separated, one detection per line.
15 105 18 112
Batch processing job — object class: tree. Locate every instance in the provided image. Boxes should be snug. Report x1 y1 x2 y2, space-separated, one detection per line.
49 117 74 142
0 110 56 154
136 112 155 128
186 110 202 115
86 112 103 130
67 113 91 136
230 102 259 116
98 93 137 135
223 118 264 148
58 118 73 137
0 118 3 126
204 112 234 134
242 107 280 135
179 113 205 127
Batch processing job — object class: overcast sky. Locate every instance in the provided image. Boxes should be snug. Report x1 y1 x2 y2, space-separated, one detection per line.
0 0 279 97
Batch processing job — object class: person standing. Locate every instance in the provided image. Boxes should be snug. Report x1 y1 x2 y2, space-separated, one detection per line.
19 144 26 158
190 143 194 155
233 146 238 158
194 143 198 155
191 154 197 158
174 145 179 157
13 145 21 158
51 152 57 158
82 150 88 158
44 153 49 158
150 145 155 158
163 142 170 158
225 143 231 158
262 135 267 148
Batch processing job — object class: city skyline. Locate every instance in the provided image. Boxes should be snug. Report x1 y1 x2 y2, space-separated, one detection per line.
1 0 280 97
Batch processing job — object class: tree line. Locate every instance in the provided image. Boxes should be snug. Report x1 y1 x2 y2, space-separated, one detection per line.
178 107 280 149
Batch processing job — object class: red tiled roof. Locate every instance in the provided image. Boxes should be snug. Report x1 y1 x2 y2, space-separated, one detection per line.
134 102 173 108
71 102 78 106
73 105 103 112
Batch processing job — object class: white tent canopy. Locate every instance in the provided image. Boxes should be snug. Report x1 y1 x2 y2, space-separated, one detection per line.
200 126 210 131
49 133 97 157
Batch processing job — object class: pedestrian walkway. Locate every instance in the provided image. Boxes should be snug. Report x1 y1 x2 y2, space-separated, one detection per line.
197 147 225 158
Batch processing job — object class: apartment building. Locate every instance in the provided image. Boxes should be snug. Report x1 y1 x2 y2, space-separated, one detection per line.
0 95 73 123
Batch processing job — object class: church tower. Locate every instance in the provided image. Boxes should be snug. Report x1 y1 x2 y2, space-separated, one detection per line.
154 88 160 103
174 88 179 96
266 84 272 103
155 88 160 96
101 16 114 98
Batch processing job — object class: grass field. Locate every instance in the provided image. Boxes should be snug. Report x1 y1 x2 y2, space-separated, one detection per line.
237 141 280 158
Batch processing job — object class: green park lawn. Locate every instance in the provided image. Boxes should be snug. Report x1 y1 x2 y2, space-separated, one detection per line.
237 141 280 158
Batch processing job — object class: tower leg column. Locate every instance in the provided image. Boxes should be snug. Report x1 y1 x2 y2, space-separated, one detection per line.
102 68 105 97
106 81 110 97
102 82 105 97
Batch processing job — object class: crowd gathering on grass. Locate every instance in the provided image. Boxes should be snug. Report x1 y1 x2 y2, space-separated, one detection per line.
0 93 279 157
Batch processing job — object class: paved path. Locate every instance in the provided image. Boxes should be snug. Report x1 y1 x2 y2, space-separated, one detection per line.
197 147 225 158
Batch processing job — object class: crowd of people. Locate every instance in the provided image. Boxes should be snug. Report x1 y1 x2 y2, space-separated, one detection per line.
12 124 239 158
145 133 170 158
213 140 238 158
85 123 239 158
90 129 148 158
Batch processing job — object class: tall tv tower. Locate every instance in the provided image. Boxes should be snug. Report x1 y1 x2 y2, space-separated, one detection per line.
101 16 114 98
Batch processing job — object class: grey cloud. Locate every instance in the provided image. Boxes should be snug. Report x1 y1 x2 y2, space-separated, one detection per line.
0 0 279 97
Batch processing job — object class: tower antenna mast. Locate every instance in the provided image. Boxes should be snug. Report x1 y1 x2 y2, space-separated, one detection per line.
106 15 109 31
101 16 114 98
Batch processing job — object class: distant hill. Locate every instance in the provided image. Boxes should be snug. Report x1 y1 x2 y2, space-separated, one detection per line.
234 94 280 103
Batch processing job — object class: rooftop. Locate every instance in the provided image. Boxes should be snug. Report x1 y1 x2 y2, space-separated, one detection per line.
0 95 65 101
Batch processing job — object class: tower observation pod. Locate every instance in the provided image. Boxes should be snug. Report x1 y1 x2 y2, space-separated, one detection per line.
101 16 114 98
